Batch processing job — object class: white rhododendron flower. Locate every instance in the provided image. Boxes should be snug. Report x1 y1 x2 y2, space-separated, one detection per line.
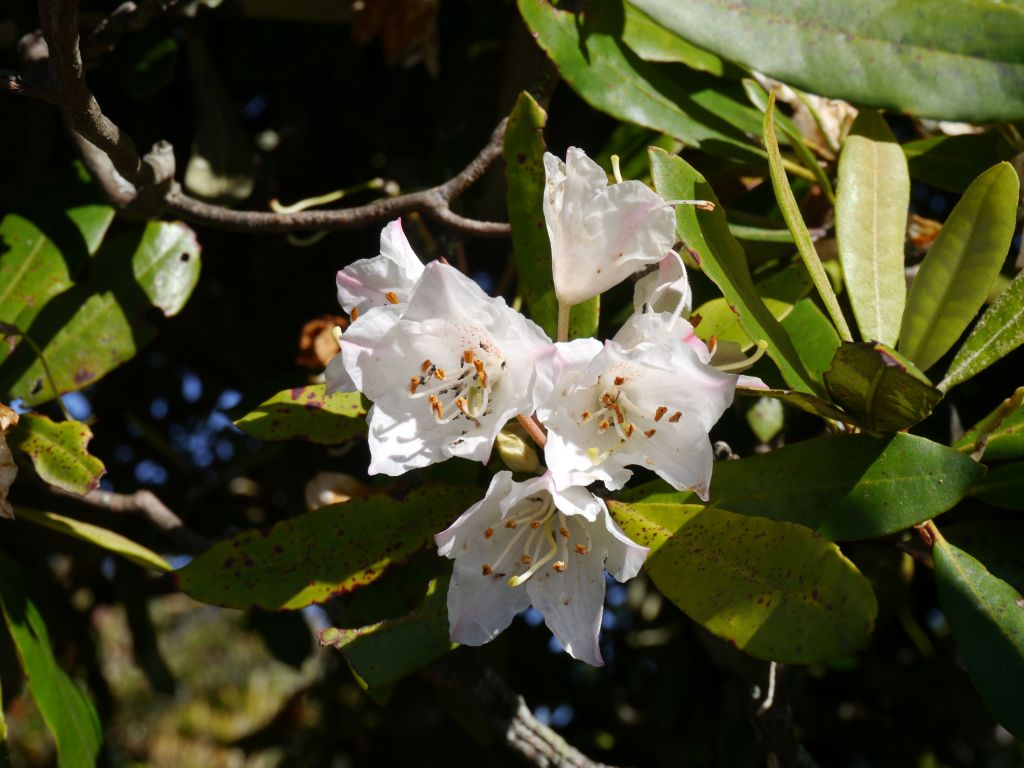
544 147 677 306
538 312 740 498
339 262 553 475
435 471 648 666
335 218 424 319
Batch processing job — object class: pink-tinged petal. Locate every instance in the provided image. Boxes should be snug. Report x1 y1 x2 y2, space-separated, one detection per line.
737 375 769 390
335 219 424 315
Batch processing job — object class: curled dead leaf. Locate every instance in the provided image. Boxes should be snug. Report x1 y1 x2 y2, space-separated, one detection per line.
296 315 348 370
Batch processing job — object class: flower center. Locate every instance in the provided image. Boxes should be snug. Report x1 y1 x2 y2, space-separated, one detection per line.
577 369 680 450
406 343 504 427
478 495 592 587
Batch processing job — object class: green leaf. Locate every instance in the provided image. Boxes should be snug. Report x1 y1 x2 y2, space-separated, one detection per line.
764 94 853 343
693 261 812 351
0 221 202 405
607 502 877 662
823 342 943 432
835 111 910 346
234 384 368 444
942 268 1024 390
970 461 1024 510
13 507 171 572
933 534 1024 738
629 0 1024 122
904 132 1020 194
780 298 841 383
0 173 114 355
178 485 479 610
503 91 598 340
623 433 985 540
649 147 818 393
745 396 784 443
518 0 764 160
955 388 1024 462
7 413 105 495
319 574 454 690
0 552 102 768
944 523 1024 594
898 163 1019 373
621 1 736 76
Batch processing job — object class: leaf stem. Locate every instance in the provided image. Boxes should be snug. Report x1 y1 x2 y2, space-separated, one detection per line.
556 301 570 342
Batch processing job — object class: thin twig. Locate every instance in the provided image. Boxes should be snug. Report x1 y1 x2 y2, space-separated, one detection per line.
2 0 511 237
68 487 213 553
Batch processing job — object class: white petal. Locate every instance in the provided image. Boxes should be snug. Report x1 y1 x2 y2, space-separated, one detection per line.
598 509 649 582
324 352 355 394
632 252 692 317
335 219 424 315
526 515 607 667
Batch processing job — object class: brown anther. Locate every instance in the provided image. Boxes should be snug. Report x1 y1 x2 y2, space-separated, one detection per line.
481 564 493 576
574 544 590 555
484 527 494 539
463 349 474 364
707 335 718 355
559 526 570 538
421 359 433 373
644 428 657 438
614 376 625 386
612 404 625 424
385 291 400 304
598 420 610 432
455 397 469 415
435 367 447 381
580 410 591 422
350 307 360 321
553 561 567 572
521 554 533 565
505 520 518 529
625 423 636 437
668 411 682 423
601 392 615 407
428 394 443 419
409 377 420 394
473 359 488 388
655 406 668 422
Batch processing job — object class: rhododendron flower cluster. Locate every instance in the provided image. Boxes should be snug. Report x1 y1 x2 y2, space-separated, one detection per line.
326 149 756 665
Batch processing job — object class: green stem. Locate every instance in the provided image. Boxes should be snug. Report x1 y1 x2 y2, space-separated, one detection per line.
556 301 570 342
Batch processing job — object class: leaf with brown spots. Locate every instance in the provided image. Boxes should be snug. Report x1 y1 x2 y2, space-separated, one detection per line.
234 384 368 444
7 413 105 495
608 501 877 663
178 484 479 610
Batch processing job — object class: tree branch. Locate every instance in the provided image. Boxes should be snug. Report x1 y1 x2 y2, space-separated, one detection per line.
2 0 512 237
69 488 213 553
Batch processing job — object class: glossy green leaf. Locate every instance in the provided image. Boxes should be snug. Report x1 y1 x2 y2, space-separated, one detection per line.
835 111 909 346
944 523 1024 594
0 172 114 362
649 148 817 393
764 95 853 343
955 388 1024 462
503 91 598 340
899 163 1019 372
824 342 943 432
178 485 478 610
319 575 454 690
780 298 841 383
608 502 877 662
970 462 1024 510
14 507 172 572
622 433 984 540
0 552 102 768
234 384 368 444
519 0 763 160
0 222 202 405
942 269 1024 390
7 413 105 495
629 0 1024 122
934 534 1024 738
693 262 812 351
621 1 735 76
904 132 1020 194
